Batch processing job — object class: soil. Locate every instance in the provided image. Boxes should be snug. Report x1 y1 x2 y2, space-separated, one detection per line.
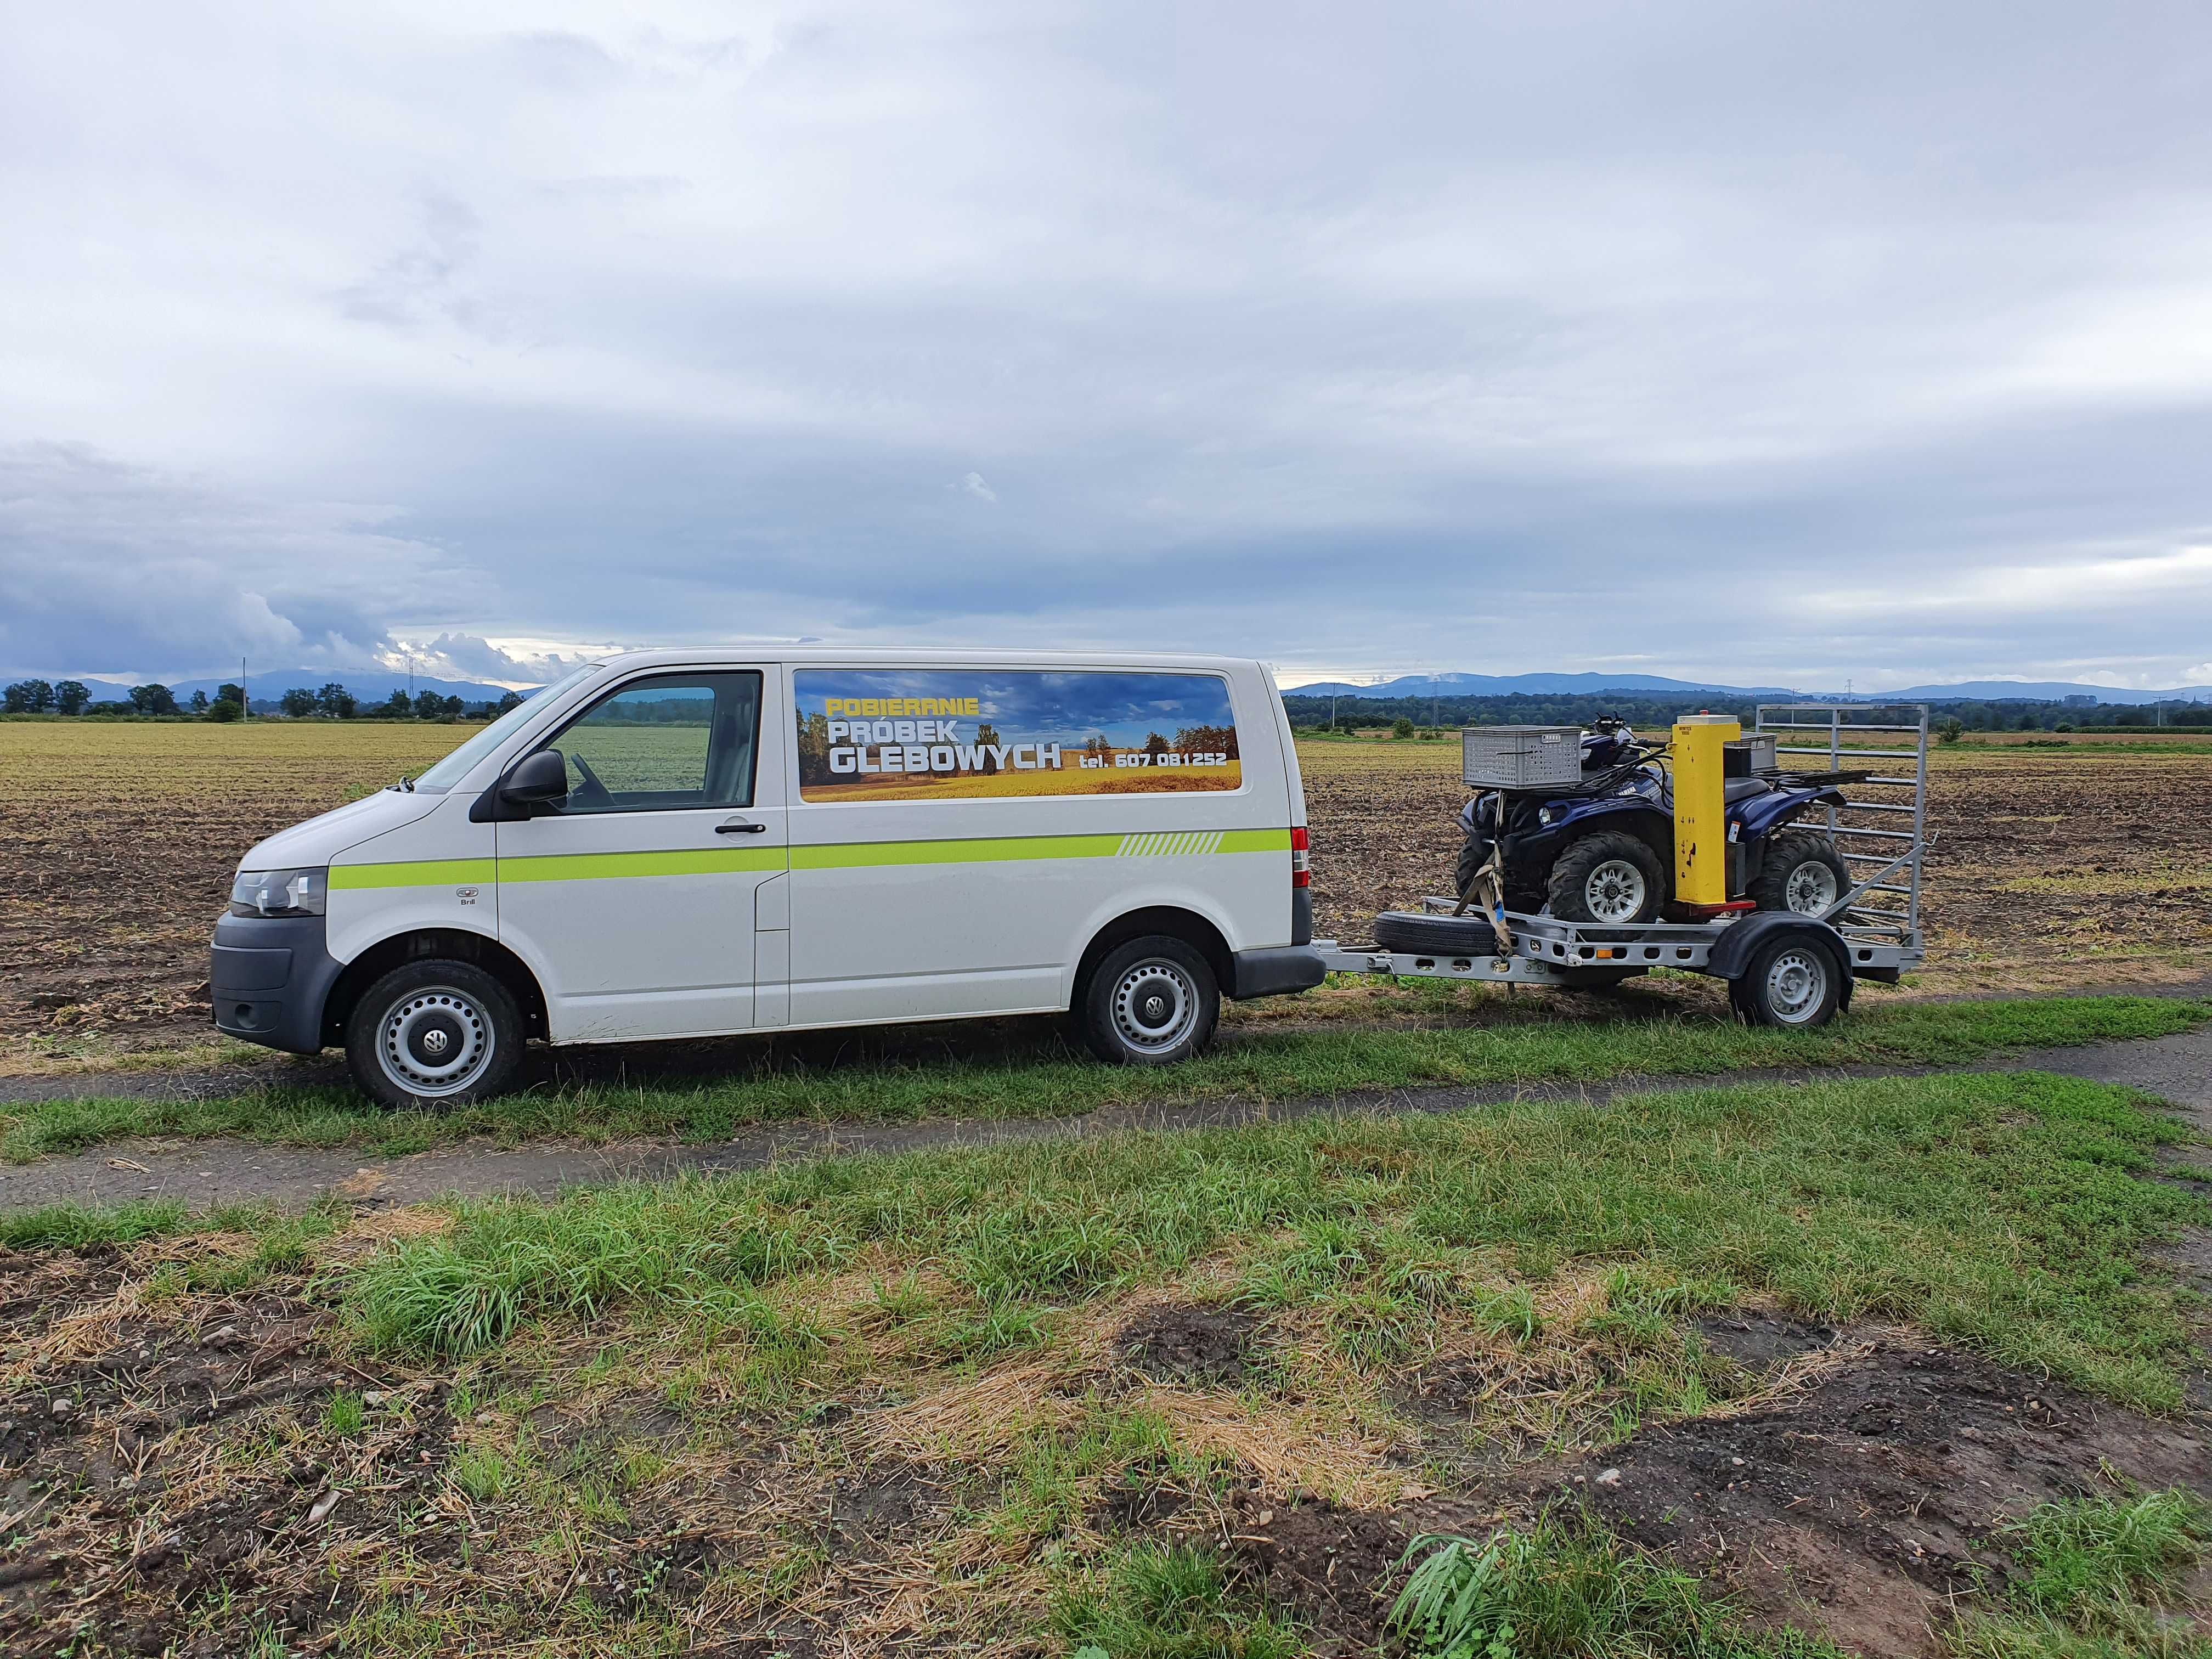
1114 1302 1265 1386
0 1252 448 1658
5 738 2208 1064
5 1222 2209 1658
0 792 364 1058
1216 1330 2212 1658
1543 1332 2212 1655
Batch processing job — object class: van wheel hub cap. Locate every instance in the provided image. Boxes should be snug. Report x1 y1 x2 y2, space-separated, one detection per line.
379 990 493 1097
1112 961 1198 1052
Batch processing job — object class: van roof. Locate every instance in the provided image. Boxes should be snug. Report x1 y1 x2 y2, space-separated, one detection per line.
586 646 1267 672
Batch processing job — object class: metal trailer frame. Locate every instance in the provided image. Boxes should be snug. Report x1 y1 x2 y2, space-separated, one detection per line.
1310 705 1928 1014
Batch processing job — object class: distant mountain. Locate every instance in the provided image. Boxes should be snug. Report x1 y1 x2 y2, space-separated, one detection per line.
1281 672 1804 698
143 670 527 706
1280 672 2212 706
1876 680 2212 704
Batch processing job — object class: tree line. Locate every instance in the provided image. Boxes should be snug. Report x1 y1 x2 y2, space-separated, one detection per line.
3 678 527 721
1280 690 2212 733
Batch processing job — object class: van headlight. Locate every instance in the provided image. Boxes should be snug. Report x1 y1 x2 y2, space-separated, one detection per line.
229 868 327 917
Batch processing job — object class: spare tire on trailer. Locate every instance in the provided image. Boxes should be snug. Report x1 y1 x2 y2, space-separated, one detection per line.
1373 911 1514 956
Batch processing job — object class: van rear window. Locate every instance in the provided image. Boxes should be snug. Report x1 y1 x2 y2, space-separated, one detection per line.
793 670 1240 802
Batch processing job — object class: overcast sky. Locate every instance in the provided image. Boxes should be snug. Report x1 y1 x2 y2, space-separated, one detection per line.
5 2 2211 692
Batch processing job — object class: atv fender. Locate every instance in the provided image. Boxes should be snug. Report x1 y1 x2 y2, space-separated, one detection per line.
1732 786 1847 842
1706 912 1854 1009
1513 795 1672 869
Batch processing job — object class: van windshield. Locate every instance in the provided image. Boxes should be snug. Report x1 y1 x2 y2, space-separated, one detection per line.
411 664 602 793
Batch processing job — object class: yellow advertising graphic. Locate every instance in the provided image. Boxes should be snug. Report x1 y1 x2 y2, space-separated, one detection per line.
794 670 1242 801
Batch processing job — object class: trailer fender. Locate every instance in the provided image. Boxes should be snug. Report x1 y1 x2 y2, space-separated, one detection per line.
1706 912 1853 1009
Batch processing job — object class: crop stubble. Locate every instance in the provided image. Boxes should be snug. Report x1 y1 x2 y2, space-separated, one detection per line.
2 723 2207 1056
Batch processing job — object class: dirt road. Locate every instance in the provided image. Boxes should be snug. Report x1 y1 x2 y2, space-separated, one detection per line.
5 1025 2205 1214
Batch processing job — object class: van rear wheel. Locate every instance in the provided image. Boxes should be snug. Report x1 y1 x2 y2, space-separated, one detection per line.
1080 936 1220 1065
345 960 523 1110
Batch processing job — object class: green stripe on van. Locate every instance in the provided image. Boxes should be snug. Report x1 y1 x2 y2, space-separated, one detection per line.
792 828 1289 870
331 829 1288 888
329 858 496 890
500 847 788 883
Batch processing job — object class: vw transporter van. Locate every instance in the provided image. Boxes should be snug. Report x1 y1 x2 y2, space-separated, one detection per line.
211 650 1325 1107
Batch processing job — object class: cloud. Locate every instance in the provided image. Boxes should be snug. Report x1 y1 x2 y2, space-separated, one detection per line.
5 4 2212 689
392 632 600 686
0 443 481 681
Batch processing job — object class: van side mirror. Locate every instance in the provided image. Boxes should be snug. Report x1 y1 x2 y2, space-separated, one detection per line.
501 749 569 811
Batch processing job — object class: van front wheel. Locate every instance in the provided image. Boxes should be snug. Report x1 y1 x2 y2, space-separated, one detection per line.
345 960 523 1110
1080 936 1220 1065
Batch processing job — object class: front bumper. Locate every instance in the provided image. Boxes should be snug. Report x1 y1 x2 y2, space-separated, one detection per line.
210 913 345 1054
1230 944 1327 1000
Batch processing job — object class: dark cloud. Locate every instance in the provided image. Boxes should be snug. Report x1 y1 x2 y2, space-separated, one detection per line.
4 3 2211 691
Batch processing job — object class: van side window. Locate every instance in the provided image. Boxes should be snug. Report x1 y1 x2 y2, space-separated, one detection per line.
544 672 762 813
792 669 1242 802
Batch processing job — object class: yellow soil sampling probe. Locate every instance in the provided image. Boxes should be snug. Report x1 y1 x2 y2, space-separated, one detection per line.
1671 714 1742 913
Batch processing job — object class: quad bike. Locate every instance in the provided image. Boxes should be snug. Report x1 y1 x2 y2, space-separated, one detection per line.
1444 717 1857 928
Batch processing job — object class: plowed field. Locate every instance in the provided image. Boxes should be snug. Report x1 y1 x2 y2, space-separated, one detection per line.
3 722 2208 1066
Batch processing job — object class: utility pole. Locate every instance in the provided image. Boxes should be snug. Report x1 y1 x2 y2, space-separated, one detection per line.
1431 673 1440 731
241 655 248 720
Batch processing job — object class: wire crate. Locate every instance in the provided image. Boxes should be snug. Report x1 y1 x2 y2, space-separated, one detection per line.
1461 726 1584 789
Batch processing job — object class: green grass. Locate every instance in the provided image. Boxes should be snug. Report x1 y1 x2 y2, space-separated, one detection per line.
1949 1488 2212 1657
1052 1541 1306 1659
4 995 2202 1163
343 1069 2208 1408
0 1195 342 1263
1391 1514 1848 1658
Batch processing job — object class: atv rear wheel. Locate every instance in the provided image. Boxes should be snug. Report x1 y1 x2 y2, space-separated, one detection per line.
1750 830 1850 918
1547 832 1664 924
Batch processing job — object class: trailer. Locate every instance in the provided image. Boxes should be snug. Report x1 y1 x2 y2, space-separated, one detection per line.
1310 704 1930 1027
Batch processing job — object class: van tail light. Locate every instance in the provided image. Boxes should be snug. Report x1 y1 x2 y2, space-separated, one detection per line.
1290 826 1311 888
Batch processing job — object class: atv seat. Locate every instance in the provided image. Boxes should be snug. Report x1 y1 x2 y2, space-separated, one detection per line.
1723 777 1772 804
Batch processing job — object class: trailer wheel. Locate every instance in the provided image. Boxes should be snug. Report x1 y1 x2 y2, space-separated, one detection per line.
1079 936 1220 1065
1547 832 1664 924
1750 830 1850 918
345 960 523 1109
1728 935 1841 1028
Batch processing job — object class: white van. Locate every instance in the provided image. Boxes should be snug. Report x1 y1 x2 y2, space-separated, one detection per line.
211 649 1324 1107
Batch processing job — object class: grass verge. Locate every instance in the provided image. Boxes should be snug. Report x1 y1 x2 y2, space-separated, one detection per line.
3 994 2203 1163
5 1068 2204 1657
343 1069 2207 1408
1950 1487 2212 1657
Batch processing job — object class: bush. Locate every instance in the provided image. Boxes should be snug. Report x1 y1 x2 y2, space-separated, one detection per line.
1392 716 1416 739
207 697 244 723
1938 717 1965 744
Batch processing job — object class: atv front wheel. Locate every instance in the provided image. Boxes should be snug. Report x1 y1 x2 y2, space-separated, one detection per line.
1750 830 1850 918
1546 832 1664 924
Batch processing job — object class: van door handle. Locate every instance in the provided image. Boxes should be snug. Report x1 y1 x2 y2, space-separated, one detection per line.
716 817 768 834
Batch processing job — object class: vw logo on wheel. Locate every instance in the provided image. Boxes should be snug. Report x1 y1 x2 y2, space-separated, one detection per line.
421 1028 450 1056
